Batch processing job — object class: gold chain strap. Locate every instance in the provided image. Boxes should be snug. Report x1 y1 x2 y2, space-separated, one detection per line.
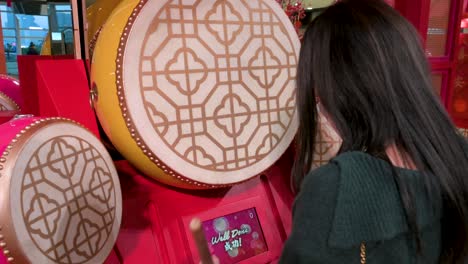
360 243 367 264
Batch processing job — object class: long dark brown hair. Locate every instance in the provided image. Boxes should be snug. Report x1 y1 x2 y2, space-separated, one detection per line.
293 0 468 262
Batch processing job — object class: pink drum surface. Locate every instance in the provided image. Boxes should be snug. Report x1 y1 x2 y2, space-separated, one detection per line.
0 111 19 126
0 116 39 155
0 75 22 110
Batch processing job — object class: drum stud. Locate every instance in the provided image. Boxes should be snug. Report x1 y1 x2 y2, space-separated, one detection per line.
0 242 6 247
90 85 99 108
7 257 13 262
0 234 3 239
3 249 9 254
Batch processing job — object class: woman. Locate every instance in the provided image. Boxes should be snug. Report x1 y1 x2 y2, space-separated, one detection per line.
280 0 468 263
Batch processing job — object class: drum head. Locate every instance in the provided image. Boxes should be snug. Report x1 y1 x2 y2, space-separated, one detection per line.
0 118 121 263
107 0 300 186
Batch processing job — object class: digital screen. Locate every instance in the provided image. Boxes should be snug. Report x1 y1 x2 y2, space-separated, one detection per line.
51 32 62 41
202 208 268 264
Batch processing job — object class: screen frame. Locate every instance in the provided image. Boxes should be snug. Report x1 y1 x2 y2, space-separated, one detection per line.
51 32 63 41
183 195 283 264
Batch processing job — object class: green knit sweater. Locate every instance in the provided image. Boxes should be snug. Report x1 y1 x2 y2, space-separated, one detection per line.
279 151 442 263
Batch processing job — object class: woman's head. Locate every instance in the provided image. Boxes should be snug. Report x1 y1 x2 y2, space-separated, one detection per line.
294 0 468 262
297 0 434 153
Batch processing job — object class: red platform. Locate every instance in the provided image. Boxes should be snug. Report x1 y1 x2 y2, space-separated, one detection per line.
17 55 72 116
105 152 294 264
17 56 99 137
34 59 99 137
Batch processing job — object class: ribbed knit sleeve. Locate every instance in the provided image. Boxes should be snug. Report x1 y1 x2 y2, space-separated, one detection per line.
279 163 361 264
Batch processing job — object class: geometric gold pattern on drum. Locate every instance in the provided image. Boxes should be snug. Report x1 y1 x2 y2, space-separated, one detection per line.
458 127 468 138
22 136 116 263
138 0 297 171
311 115 342 169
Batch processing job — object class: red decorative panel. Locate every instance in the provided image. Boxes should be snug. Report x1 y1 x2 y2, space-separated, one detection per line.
431 73 444 95
426 0 452 57
452 29 468 120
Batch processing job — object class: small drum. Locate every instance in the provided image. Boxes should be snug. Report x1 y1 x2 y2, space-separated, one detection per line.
0 75 22 110
0 117 122 263
92 0 300 188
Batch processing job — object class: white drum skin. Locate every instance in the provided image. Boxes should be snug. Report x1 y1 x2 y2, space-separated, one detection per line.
0 117 122 264
92 0 301 189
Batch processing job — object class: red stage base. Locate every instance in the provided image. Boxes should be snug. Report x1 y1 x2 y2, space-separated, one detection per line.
105 156 294 264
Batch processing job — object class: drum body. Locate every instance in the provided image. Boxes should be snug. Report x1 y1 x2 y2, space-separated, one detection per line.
40 33 51 55
92 0 301 189
0 117 122 264
0 111 18 125
87 0 121 56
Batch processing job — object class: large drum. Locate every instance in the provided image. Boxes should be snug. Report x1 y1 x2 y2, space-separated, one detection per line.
0 117 121 263
92 0 301 189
